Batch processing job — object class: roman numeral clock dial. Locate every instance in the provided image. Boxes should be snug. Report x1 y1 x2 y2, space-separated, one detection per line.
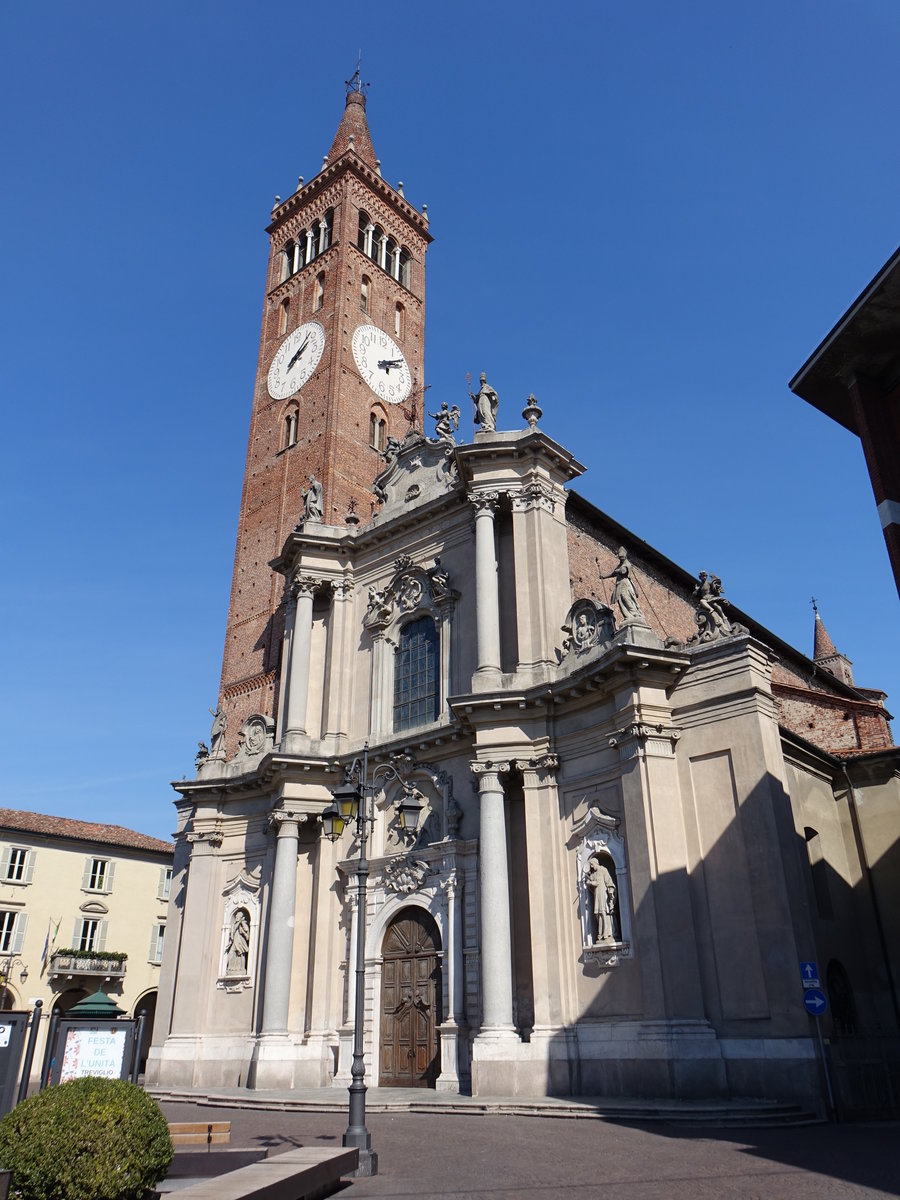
352 324 412 405
267 321 326 400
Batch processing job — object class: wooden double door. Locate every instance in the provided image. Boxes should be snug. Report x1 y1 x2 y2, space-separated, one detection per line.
379 908 442 1088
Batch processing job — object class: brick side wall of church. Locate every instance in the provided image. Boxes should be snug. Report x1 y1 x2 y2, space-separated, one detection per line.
566 504 893 756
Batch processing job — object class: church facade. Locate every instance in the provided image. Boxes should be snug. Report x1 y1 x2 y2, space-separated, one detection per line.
147 87 900 1112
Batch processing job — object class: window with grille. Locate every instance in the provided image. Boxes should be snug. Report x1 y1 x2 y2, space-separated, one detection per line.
393 617 439 732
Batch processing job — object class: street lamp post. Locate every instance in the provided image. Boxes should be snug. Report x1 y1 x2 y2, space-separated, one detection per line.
321 743 424 1179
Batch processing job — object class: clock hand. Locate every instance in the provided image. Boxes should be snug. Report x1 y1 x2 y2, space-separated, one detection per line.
287 335 310 371
377 358 403 373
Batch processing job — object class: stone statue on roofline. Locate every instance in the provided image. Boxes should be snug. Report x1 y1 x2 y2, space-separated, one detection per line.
429 402 460 447
687 571 747 644
599 547 646 625
208 706 227 758
469 372 499 433
302 475 324 523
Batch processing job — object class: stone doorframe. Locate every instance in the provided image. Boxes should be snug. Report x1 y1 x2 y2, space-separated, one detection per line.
335 852 467 1092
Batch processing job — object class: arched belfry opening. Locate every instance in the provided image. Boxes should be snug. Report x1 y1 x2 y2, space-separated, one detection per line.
379 907 442 1088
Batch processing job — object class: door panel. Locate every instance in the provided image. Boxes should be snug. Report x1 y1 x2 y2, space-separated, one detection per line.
379 909 442 1087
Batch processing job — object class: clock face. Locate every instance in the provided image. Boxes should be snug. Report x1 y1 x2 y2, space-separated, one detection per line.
267 322 326 399
352 324 412 405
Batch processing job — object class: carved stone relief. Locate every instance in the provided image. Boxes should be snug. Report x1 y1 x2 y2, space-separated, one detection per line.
559 598 616 661
364 557 457 634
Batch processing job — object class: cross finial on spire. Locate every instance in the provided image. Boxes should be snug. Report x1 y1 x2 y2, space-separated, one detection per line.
346 53 369 98
811 595 819 614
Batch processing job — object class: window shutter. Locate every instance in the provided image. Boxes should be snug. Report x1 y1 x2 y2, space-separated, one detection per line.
0 848 9 879
96 921 107 952
24 852 35 884
11 912 27 955
157 868 170 901
104 861 116 893
81 858 93 889
148 926 158 961
73 919 82 947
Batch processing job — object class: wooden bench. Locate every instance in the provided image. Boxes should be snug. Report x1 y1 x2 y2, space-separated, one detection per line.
168 1121 232 1148
165 1146 358 1200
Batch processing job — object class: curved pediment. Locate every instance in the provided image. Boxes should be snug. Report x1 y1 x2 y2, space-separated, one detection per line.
371 431 461 520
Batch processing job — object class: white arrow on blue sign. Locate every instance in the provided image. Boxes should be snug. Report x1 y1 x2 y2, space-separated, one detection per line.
803 988 828 1016
799 961 820 988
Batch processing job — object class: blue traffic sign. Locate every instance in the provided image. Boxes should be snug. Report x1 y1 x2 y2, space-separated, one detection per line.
799 961 820 987
803 988 827 1016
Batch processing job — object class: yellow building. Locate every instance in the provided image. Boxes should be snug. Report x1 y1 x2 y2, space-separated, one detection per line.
0 809 173 1075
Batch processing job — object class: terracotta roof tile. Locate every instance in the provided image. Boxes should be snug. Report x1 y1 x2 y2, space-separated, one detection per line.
0 809 172 855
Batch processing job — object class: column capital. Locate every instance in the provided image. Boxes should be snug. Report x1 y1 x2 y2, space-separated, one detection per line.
469 490 500 514
266 809 306 836
291 572 326 598
186 826 223 848
514 752 559 785
510 481 556 514
471 760 510 792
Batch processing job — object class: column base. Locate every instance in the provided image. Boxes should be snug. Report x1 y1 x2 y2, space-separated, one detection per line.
435 1022 462 1092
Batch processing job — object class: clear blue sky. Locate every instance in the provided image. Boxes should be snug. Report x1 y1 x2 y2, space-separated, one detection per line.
1 3 897 841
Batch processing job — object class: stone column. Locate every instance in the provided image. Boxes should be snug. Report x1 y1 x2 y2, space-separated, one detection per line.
276 585 297 746
318 219 327 256
436 870 462 1091
472 761 515 1033
365 224 374 257
471 492 501 678
292 241 301 274
284 576 317 740
306 228 315 262
260 811 302 1035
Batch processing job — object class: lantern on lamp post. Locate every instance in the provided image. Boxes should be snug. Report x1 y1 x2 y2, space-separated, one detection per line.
321 743 424 1178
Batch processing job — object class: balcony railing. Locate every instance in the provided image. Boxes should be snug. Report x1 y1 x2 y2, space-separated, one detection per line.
48 951 127 980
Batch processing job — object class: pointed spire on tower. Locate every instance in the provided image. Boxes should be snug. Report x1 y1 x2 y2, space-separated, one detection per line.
326 59 377 170
811 597 855 686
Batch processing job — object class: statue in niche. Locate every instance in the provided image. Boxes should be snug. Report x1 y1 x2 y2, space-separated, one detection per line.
208 706 227 757
689 571 745 643
225 908 251 975
599 547 645 624
429 402 460 447
469 372 499 433
586 856 620 944
302 475 324 523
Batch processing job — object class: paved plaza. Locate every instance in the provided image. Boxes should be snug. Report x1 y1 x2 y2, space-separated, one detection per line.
159 1099 900 1199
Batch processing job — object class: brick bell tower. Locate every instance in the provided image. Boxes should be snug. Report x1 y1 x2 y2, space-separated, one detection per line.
217 78 432 746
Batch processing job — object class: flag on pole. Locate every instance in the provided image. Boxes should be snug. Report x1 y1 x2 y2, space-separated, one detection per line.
40 917 60 976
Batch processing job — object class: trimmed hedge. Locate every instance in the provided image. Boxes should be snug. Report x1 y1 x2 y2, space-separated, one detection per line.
0 1078 173 1199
